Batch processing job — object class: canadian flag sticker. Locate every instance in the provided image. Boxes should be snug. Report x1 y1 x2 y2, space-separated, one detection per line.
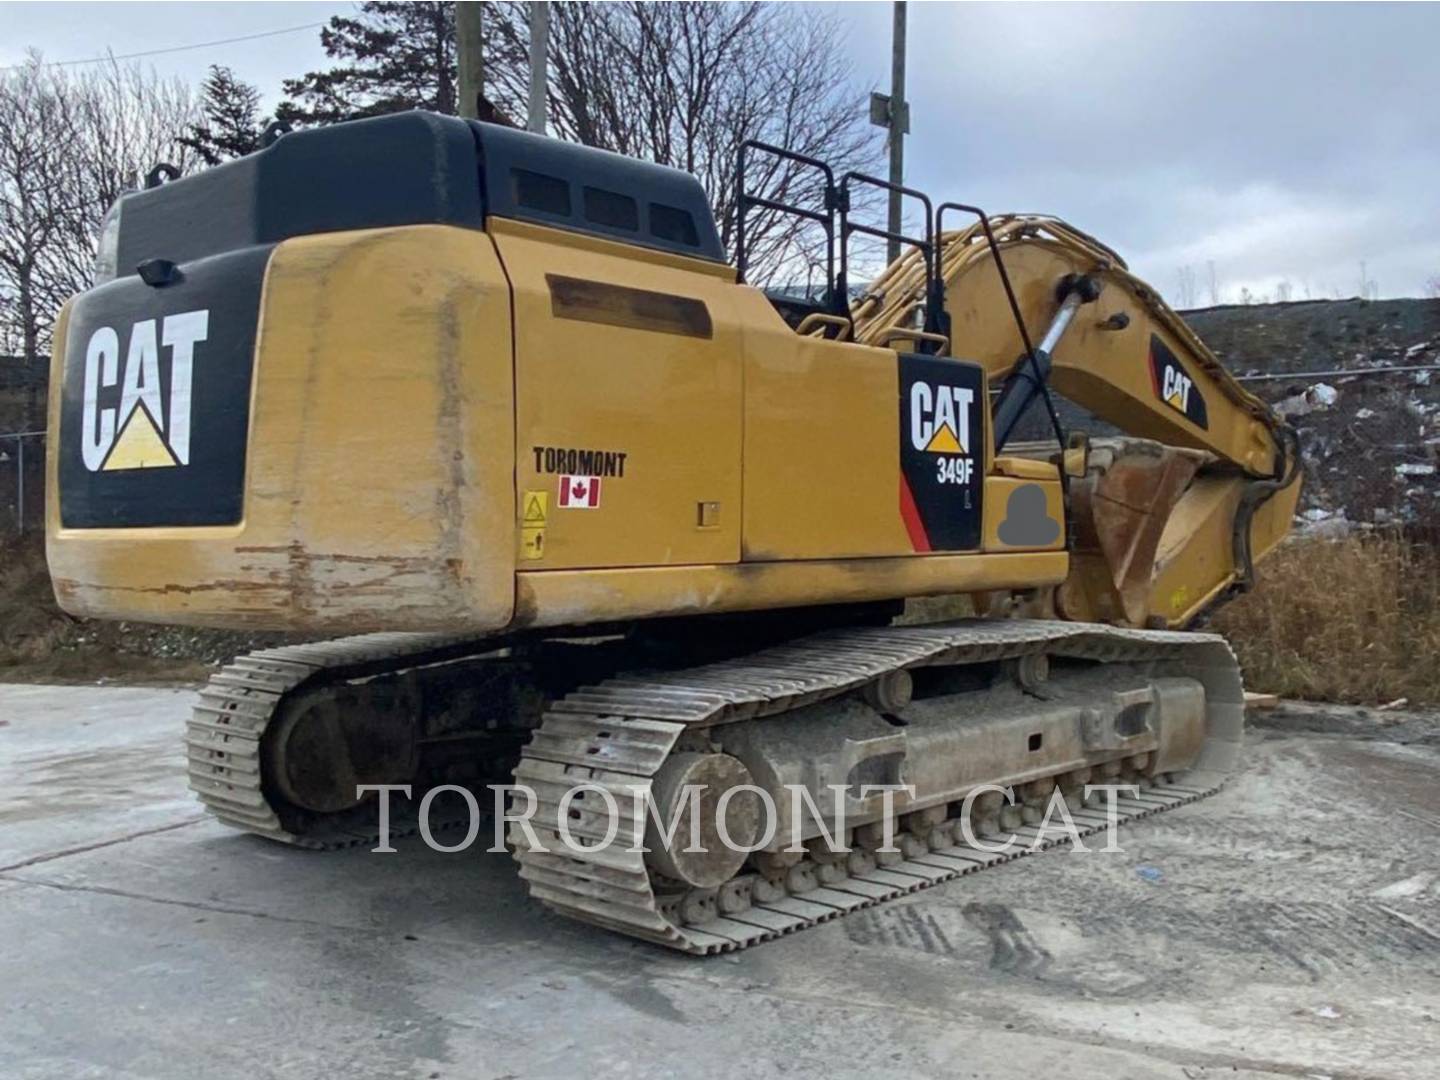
558 474 602 509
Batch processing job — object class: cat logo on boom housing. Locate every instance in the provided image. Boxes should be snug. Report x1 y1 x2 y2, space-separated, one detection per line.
1148 334 1209 429
898 354 985 553
80 310 210 472
910 380 974 457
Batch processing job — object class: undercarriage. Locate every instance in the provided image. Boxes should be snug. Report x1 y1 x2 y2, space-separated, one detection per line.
188 617 1242 953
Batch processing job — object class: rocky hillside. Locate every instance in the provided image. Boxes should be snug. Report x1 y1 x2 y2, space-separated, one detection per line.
1185 297 1440 531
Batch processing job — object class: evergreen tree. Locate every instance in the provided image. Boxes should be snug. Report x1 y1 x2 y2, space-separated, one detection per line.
278 2 457 124
181 65 265 165
275 2 877 283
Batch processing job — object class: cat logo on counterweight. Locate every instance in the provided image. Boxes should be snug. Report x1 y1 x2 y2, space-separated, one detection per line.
80 310 210 472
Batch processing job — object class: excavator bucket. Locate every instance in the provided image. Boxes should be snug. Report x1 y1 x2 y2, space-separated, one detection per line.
1061 440 1208 626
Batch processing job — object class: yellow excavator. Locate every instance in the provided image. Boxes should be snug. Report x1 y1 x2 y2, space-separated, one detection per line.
46 113 1300 953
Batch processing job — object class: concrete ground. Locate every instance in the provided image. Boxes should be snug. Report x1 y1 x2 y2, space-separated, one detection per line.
2 684 1439 1080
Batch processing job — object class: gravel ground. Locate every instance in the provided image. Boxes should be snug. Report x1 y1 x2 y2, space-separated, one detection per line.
2 683 1438 1079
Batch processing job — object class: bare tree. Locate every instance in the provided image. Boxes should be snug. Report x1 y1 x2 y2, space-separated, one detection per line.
0 53 195 422
1358 260 1378 301
0 54 83 388
1427 275 1440 299
274 3 878 289
1175 264 1197 308
487 2 882 288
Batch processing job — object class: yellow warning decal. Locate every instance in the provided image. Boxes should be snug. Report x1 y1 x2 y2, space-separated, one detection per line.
523 490 548 525
923 422 964 455
103 405 178 471
520 527 545 561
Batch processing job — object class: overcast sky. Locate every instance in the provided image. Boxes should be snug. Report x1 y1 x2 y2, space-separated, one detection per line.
4 1 1437 304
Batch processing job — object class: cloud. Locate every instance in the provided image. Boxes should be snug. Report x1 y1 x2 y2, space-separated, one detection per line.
841 2 1440 300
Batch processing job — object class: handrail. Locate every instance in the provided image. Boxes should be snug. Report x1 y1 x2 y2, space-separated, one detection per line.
735 140 842 318
794 312 853 340
839 171 944 352
872 326 949 353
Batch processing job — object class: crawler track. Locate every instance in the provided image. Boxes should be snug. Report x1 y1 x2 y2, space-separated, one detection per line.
186 632 510 848
186 618 1243 953
511 620 1243 953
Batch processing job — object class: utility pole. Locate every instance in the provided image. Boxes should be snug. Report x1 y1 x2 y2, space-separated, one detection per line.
868 2 909 262
456 1 484 120
528 1 549 134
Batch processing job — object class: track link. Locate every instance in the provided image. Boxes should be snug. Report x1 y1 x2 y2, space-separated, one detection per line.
511 619 1244 953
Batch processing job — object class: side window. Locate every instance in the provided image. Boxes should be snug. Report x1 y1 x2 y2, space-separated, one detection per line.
512 169 571 216
649 203 700 247
583 187 639 231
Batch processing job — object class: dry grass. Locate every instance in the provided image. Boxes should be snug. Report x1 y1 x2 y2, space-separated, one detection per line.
900 593 975 624
1211 532 1440 706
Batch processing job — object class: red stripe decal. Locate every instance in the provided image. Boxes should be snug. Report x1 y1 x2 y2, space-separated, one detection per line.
899 472 932 552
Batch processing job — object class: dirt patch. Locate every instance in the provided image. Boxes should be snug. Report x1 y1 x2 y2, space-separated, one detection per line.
1248 699 1440 745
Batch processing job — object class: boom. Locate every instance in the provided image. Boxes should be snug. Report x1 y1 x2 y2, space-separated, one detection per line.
848 213 1302 627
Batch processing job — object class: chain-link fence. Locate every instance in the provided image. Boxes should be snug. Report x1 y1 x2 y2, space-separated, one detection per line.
1 430 46 535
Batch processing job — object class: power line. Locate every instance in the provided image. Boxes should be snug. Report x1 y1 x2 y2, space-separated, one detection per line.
0 23 324 73
1237 364 1439 383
